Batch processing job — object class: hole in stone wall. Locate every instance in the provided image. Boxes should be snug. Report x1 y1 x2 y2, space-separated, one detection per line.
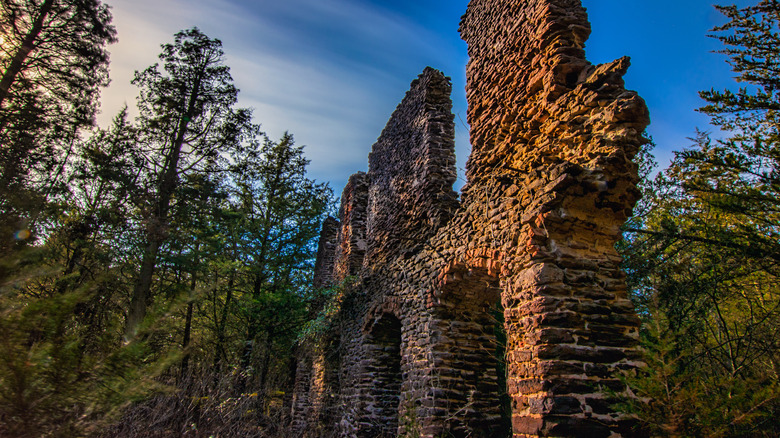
434 268 512 437
366 313 402 437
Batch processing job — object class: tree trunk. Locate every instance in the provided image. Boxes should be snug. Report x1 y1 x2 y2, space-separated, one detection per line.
213 267 235 375
124 68 205 340
240 271 266 369
0 0 56 109
124 237 160 340
180 246 200 380
258 328 274 399
180 293 195 380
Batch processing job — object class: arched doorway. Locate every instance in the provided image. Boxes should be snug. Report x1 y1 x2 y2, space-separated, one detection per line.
365 313 403 437
428 264 512 437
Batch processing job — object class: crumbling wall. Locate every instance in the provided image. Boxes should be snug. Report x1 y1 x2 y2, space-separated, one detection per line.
290 217 340 435
292 0 649 436
364 67 459 267
334 173 369 282
459 0 649 434
332 68 465 438
290 176 369 437
313 217 340 290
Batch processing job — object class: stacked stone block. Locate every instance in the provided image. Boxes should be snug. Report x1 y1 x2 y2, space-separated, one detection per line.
290 175 371 436
334 173 370 282
459 0 648 435
290 217 341 435
313 217 340 290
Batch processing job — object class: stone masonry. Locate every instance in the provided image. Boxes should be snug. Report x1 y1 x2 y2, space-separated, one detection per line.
291 0 649 436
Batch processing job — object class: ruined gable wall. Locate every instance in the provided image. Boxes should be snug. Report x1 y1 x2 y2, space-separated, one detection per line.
459 0 649 434
364 67 459 267
331 68 466 438
450 0 650 435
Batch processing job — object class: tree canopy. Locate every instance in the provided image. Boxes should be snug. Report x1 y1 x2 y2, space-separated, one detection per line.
0 24 333 437
621 2 780 436
0 0 116 253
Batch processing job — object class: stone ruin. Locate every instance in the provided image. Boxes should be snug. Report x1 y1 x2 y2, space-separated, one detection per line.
290 0 650 436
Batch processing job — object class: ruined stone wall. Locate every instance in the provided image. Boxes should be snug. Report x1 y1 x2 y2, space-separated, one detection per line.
292 0 650 436
454 0 649 436
334 67 465 438
334 173 369 282
313 217 340 290
290 178 369 437
290 217 340 436
364 67 459 267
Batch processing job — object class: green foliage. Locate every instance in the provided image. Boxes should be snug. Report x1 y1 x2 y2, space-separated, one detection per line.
0 251 168 437
621 2 780 436
123 27 258 340
1 19 334 435
297 276 358 343
621 307 780 438
0 0 117 253
228 132 333 393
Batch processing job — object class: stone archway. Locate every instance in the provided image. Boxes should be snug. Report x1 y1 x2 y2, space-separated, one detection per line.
363 312 403 437
426 260 511 437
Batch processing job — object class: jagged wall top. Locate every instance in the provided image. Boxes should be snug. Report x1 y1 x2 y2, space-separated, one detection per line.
295 1 651 435
333 172 369 283
312 217 340 289
460 0 648 193
364 67 459 267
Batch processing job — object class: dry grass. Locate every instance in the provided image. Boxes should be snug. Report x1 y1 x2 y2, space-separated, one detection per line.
101 373 290 438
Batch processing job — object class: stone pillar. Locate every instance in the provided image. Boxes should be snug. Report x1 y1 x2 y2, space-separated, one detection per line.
290 217 340 435
333 172 369 283
289 352 313 434
460 0 649 436
313 216 340 290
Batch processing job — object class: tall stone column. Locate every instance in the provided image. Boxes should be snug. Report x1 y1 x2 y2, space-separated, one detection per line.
460 0 649 436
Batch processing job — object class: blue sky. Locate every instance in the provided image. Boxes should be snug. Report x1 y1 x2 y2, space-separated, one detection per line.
99 0 754 192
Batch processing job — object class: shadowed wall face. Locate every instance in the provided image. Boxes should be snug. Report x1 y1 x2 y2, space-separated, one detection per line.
313 217 340 290
334 173 369 283
364 67 459 267
363 314 403 437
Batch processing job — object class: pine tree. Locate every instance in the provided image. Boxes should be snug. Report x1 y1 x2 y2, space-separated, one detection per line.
124 28 255 340
230 132 332 396
622 2 780 435
0 0 116 251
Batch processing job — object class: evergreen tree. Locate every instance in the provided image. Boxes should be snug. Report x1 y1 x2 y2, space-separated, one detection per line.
0 0 116 251
230 132 332 396
622 2 780 435
0 110 150 438
0 18 336 435
124 28 255 340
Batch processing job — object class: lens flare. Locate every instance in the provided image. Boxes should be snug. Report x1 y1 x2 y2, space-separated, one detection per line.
14 229 31 240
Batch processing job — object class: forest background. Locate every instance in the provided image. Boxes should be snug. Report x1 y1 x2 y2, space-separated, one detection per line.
0 0 778 437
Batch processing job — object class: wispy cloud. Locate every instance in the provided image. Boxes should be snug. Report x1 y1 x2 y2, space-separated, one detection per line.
100 0 469 191
100 0 761 193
